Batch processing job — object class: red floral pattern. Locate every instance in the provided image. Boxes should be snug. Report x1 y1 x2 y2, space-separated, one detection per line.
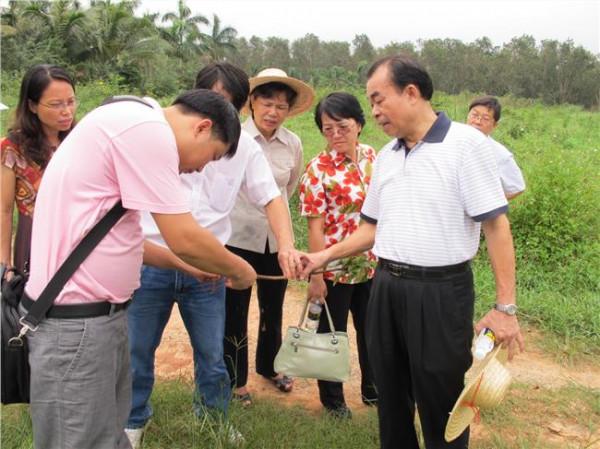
1 136 46 216
299 143 377 284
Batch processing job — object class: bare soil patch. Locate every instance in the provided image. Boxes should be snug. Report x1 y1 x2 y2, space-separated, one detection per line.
155 283 366 413
154 283 600 447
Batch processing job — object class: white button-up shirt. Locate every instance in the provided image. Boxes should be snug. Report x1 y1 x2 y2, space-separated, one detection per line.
141 129 281 246
227 118 303 253
488 136 526 196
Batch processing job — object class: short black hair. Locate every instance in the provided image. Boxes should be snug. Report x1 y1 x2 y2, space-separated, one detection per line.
367 55 434 100
250 82 298 108
469 95 502 122
314 92 366 134
172 89 241 158
194 62 249 112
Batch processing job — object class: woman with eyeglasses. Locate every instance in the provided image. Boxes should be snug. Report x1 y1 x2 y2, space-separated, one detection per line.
1 64 77 277
298 92 379 418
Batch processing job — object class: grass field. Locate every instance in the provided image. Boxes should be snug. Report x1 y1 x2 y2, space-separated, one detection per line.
1 78 599 448
2 371 599 449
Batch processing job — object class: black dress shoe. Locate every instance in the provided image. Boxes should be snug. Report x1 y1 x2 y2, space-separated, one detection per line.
326 404 352 419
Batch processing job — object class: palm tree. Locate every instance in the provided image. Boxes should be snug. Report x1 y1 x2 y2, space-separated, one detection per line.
18 0 87 59
0 0 22 37
199 13 237 62
83 0 166 86
160 0 207 60
85 0 160 64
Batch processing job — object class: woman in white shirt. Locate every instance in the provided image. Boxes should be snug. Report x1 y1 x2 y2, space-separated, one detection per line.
224 68 314 405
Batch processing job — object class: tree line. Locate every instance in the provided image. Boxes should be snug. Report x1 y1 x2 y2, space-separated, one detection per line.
2 0 599 108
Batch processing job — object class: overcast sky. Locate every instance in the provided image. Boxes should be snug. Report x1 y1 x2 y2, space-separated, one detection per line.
138 0 600 54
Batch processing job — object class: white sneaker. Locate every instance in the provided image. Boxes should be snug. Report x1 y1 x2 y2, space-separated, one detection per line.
225 424 245 446
124 427 145 449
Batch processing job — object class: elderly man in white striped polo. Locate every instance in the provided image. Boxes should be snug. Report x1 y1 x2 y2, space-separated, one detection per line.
300 55 524 449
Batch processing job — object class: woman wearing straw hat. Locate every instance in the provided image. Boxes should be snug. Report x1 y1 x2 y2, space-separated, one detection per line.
224 68 315 404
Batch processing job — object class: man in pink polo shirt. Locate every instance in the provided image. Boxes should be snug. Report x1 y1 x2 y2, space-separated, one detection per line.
23 89 256 449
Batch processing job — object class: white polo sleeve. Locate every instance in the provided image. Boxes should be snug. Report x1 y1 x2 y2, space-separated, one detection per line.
459 136 508 222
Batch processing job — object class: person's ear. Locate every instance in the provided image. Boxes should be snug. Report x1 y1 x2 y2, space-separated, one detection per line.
405 84 421 104
194 118 213 138
28 99 38 115
248 96 256 116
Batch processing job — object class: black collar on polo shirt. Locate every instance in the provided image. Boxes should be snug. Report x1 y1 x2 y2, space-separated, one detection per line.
393 112 452 151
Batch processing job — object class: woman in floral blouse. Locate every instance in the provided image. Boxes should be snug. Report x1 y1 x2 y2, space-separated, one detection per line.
299 92 378 418
1 65 77 275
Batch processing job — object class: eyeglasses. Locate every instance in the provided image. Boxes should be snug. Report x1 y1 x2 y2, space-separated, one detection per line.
468 110 494 123
38 98 78 111
322 120 354 137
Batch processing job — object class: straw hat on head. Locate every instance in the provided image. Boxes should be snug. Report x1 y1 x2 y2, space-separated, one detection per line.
445 345 512 442
244 68 315 117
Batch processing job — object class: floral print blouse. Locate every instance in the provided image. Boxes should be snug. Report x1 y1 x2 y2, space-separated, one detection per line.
299 143 377 284
1 136 47 217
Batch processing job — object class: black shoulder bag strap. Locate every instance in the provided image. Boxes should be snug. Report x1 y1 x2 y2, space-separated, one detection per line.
100 95 153 108
18 201 126 333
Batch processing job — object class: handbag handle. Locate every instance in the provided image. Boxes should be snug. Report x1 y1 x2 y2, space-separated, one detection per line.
297 298 337 336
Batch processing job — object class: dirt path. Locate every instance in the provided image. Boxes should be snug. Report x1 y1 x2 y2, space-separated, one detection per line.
155 284 368 412
154 283 600 447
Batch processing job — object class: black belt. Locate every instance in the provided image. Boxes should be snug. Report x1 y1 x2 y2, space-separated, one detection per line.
22 293 130 319
378 258 470 280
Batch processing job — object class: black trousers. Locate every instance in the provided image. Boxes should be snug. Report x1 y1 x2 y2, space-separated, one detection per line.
224 244 288 388
317 279 377 410
366 266 474 449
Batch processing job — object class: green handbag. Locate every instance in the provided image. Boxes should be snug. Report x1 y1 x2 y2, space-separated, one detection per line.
274 299 350 382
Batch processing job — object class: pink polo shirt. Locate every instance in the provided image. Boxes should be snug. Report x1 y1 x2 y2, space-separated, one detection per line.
25 98 188 304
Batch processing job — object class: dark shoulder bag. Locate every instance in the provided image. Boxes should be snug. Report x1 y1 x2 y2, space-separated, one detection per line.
1 201 126 404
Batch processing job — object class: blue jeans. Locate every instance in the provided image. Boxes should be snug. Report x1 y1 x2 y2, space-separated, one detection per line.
127 265 230 429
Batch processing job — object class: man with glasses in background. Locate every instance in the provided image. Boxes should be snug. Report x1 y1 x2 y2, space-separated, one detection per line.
467 96 526 200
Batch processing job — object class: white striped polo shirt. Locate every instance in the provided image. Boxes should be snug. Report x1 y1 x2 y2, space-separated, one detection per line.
361 112 508 267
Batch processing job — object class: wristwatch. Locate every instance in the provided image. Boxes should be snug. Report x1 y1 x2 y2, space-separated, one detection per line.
495 303 518 316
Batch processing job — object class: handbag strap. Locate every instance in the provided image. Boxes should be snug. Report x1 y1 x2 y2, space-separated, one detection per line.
20 201 126 330
297 299 337 336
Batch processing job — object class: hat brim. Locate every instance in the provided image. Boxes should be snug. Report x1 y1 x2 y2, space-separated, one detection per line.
243 75 315 118
444 346 509 442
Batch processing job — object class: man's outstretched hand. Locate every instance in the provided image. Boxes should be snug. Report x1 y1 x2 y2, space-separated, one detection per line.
298 250 330 280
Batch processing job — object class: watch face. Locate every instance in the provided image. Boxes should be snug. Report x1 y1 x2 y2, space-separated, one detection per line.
497 303 517 315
